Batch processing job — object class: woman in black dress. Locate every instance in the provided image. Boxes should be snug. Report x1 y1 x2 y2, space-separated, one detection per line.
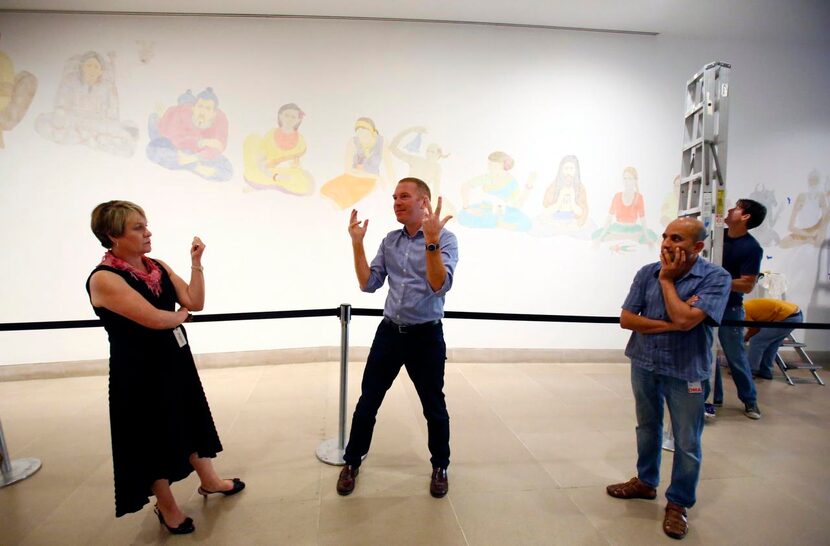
87 200 244 534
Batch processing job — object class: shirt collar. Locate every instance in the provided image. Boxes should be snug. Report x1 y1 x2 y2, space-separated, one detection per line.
399 226 425 240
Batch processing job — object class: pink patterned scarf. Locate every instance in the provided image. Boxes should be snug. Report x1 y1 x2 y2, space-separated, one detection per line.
101 251 162 297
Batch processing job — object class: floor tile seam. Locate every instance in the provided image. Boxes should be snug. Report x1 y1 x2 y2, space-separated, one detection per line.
697 474 776 484
560 488 620 546
313 462 325 545
458 484 558 495
2 434 37 458
548 370 624 399
514 363 561 397
2 407 110 455
446 495 471 546
695 476 830 519
230 490 323 507
224 366 267 436
13 452 112 545
695 450 761 478
455 364 542 467
515 429 633 462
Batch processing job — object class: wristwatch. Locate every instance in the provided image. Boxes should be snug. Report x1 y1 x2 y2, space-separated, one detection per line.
425 242 440 252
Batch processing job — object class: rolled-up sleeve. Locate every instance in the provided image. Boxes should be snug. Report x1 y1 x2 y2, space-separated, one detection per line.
363 241 387 293
692 268 731 325
622 266 649 314
431 231 458 297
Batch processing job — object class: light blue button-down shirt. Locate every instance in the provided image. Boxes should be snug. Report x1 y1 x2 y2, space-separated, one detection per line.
622 257 731 382
364 227 458 325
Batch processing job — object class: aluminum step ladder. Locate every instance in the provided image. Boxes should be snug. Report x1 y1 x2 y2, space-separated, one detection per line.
664 61 731 451
775 334 825 386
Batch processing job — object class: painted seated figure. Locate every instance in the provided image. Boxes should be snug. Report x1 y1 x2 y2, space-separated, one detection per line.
147 88 232 181
389 125 450 210
457 151 533 232
593 166 658 246
531 155 595 238
36 51 138 156
321 117 394 209
747 183 782 247
0 46 37 149
243 102 313 195
780 170 828 248
659 175 681 227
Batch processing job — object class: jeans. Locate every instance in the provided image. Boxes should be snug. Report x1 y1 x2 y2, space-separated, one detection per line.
713 305 757 405
748 311 802 377
344 320 449 469
703 353 724 405
631 365 705 508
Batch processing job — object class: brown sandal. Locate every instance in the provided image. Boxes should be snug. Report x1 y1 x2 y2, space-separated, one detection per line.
606 477 657 500
663 502 688 539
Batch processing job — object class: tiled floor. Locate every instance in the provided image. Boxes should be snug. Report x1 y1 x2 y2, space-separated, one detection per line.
1 361 828 545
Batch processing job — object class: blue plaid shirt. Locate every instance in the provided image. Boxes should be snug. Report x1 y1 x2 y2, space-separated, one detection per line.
622 257 731 382
364 227 458 325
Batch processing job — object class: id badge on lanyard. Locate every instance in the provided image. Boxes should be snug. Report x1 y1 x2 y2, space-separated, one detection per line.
172 326 187 348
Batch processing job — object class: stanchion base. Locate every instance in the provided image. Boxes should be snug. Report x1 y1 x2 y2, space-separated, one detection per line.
0 458 42 488
316 438 345 466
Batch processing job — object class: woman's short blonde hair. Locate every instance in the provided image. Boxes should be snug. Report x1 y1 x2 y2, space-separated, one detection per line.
91 200 145 248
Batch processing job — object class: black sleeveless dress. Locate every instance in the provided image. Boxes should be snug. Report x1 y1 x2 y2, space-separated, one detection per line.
86 261 222 517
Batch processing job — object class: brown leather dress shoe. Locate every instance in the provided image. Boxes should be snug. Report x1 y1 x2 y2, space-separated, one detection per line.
430 467 448 498
663 502 688 539
336 465 359 496
606 476 657 500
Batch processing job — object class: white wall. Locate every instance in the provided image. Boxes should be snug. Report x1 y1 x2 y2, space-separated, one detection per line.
0 13 828 365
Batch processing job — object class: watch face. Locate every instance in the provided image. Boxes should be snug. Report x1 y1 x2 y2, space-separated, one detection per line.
426 243 439 251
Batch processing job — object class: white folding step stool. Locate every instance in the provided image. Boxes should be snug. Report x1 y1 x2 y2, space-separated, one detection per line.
774 334 824 386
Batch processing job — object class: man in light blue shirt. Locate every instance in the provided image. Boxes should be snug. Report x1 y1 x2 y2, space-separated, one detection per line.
607 217 730 540
336 177 458 499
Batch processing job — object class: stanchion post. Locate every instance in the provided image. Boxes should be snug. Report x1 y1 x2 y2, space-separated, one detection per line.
0 418 42 488
316 304 352 465
337 303 350 452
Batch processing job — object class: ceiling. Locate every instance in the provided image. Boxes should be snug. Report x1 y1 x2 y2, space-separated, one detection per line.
1 0 829 44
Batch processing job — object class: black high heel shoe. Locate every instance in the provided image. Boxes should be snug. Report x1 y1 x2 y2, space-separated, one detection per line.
154 504 195 535
198 477 246 497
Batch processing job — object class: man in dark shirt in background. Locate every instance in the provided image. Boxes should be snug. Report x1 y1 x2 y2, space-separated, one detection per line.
705 198 767 420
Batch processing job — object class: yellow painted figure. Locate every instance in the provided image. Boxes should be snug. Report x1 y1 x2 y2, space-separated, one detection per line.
321 117 395 209
0 47 37 149
243 103 313 195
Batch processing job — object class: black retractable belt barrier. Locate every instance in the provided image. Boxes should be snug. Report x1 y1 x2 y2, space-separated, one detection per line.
1 306 827 473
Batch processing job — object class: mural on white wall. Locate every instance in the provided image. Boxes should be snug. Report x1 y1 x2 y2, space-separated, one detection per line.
0 39 37 149
457 151 534 232
3 11 830 365
35 51 138 156
659 175 681 227
748 183 782 247
146 88 232 181
780 170 829 248
530 155 595 238
321 117 395 208
389 126 450 209
135 40 155 65
242 102 313 195
592 166 658 250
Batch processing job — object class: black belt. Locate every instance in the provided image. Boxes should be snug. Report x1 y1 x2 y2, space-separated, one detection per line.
382 317 441 334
